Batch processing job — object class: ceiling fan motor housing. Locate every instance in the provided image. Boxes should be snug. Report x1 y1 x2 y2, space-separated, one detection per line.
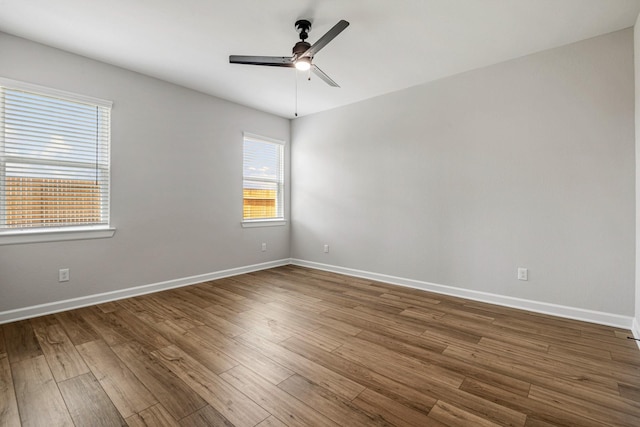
293 41 311 57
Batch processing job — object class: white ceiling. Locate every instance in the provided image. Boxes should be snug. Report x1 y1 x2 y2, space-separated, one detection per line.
1 0 639 119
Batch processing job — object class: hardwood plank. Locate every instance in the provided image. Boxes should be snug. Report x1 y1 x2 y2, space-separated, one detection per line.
528 384 640 427
312 324 362 345
334 336 465 389
280 335 437 414
278 374 389 427
236 331 365 400
187 325 293 384
221 364 340 427
110 341 206 420
248 302 326 334
290 329 342 352
482 336 640 384
460 377 611 427
79 306 135 346
178 405 233 427
31 323 89 382
76 340 157 419
0 325 6 356
107 309 172 350
58 372 126 427
445 341 625 398
356 329 531 397
619 383 640 403
230 309 297 342
54 309 101 345
611 347 640 366
428 400 502 427
154 294 247 337
125 295 205 330
324 307 427 336
333 337 527 426
97 302 120 314
152 321 237 374
153 345 269 427
116 298 167 326
27 315 59 330
524 417 563 427
12 355 74 427
125 404 179 427
3 320 43 363
255 416 289 427
0 353 20 427
351 387 435 427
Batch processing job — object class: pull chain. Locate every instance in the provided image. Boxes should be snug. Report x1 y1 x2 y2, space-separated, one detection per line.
295 69 298 117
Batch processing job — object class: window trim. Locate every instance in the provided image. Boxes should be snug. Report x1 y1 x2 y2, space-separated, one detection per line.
241 132 285 227
0 226 116 245
0 77 114 245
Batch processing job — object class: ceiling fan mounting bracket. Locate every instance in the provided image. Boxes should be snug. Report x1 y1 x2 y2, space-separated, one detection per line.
295 19 312 41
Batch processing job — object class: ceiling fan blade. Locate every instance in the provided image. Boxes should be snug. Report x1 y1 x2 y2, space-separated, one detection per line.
312 65 339 87
301 20 349 59
229 55 294 67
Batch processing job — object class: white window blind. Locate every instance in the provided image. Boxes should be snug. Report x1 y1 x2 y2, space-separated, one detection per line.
0 79 111 231
242 133 284 220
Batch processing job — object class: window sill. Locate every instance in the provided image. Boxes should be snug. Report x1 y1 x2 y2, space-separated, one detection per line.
241 219 287 228
0 226 116 245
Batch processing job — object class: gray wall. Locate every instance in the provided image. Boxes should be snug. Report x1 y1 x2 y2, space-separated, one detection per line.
292 29 636 316
0 33 290 312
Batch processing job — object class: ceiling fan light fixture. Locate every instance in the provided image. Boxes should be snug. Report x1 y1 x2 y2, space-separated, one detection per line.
295 57 311 71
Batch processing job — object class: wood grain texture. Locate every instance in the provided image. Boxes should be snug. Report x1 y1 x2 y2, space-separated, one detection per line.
0 326 7 356
152 345 269 426
236 331 366 400
58 372 126 427
3 320 43 363
177 405 234 427
54 309 101 345
76 340 157 419
220 365 341 427
125 404 179 427
0 353 20 426
187 325 293 384
2 265 639 426
110 341 206 420
278 374 389 427
12 355 74 427
31 323 89 382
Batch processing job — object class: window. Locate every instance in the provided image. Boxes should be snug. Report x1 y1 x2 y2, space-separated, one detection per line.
242 133 284 224
0 78 113 243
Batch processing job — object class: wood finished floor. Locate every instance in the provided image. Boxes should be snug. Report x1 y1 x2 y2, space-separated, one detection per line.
1 266 640 426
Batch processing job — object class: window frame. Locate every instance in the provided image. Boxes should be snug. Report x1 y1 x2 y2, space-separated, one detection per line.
0 77 115 245
241 132 286 228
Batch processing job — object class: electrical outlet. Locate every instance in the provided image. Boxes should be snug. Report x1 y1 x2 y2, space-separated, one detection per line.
324 244 329 253
261 243 267 252
59 268 70 282
517 267 528 281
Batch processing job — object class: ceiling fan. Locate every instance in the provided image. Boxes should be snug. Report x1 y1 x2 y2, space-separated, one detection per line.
229 19 350 87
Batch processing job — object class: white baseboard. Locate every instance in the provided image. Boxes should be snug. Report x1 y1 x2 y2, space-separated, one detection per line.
632 318 640 349
0 258 291 324
291 258 636 331
3 257 636 336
